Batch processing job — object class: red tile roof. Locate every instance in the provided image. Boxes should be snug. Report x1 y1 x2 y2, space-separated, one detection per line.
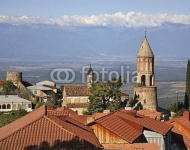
66 102 89 108
88 113 142 143
174 116 190 131
137 109 162 120
43 84 57 89
0 105 103 150
48 106 78 116
115 110 172 135
102 143 160 150
70 115 91 124
0 80 5 85
64 85 90 96
119 91 129 98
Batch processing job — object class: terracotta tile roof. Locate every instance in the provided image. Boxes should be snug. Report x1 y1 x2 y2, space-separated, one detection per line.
102 143 160 150
137 109 162 120
0 105 103 150
0 80 5 85
64 85 90 96
172 127 190 149
119 91 129 97
66 102 89 108
174 116 190 131
48 106 78 116
92 113 108 120
43 84 57 89
90 113 142 143
70 115 89 124
115 110 172 135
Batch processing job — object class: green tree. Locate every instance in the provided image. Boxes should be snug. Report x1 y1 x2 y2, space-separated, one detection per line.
84 78 122 115
185 59 190 109
2 81 17 95
0 109 28 127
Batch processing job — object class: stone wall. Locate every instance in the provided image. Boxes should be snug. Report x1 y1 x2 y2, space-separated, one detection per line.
6 72 22 84
134 86 157 111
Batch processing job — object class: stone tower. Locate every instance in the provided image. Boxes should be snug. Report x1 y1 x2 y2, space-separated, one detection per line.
134 35 157 111
6 71 22 85
87 65 94 88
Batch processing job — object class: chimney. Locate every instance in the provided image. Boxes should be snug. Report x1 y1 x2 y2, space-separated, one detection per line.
183 111 190 122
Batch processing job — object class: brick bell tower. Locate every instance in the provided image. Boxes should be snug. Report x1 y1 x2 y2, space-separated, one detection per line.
134 34 158 111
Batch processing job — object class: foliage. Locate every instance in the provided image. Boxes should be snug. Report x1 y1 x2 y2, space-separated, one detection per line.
0 109 28 127
1 81 17 95
175 108 188 117
84 77 122 115
167 102 179 112
167 102 186 117
185 59 190 108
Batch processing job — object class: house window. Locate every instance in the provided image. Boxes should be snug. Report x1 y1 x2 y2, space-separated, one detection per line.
18 104 21 109
28 104 31 108
0 105 1 109
13 104 17 110
2 104 6 109
7 104 11 109
22 104 26 109
34 90 37 94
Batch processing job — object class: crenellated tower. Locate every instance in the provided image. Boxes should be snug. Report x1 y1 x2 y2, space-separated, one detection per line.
134 35 157 111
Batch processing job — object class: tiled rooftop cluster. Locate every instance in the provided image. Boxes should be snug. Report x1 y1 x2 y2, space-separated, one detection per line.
0 105 103 150
87 109 172 144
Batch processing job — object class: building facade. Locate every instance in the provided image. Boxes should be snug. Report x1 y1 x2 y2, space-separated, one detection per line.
0 95 32 112
62 66 94 115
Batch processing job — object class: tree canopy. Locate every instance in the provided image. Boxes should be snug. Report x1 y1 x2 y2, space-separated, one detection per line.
1 81 17 95
185 59 190 108
0 109 28 127
84 77 123 115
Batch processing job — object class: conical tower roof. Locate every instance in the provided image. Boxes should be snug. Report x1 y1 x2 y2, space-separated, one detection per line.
87 64 93 75
137 36 154 57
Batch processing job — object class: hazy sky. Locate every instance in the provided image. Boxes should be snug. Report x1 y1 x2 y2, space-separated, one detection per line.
0 0 190 17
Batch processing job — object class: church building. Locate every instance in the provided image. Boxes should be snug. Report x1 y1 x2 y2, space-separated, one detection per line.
62 66 94 115
134 35 158 111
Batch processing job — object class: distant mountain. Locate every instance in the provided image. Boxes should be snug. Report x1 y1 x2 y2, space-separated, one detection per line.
0 23 190 61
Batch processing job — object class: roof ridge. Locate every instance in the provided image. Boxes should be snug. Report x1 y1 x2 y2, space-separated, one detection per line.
96 113 142 143
65 117 93 132
46 113 101 148
115 111 172 135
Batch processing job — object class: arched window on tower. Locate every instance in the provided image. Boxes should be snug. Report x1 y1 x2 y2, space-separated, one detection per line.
150 75 154 86
141 75 146 86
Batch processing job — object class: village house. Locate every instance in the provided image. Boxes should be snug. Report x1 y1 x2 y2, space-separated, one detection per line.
27 80 57 102
0 95 32 112
83 109 172 150
62 66 129 115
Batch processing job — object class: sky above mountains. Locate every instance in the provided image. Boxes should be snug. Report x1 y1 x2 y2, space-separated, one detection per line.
1 0 190 17
0 1 190 60
0 1 190 28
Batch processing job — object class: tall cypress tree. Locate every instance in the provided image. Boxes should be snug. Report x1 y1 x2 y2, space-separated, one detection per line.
184 59 190 109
